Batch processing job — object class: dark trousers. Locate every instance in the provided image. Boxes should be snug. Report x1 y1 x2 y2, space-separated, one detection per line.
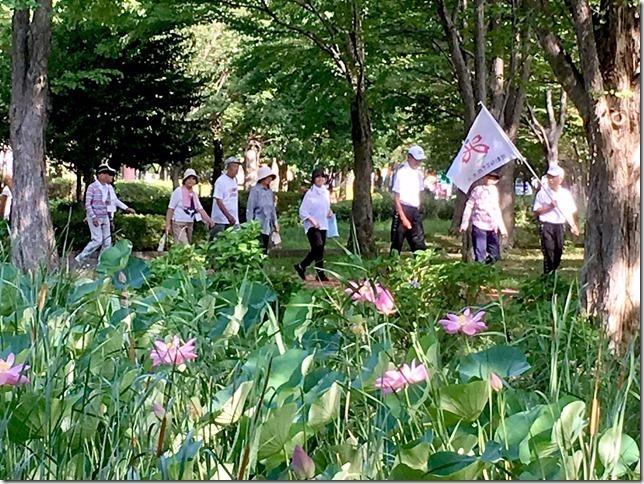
540 222 565 274
259 234 270 254
300 228 327 274
390 205 427 254
471 225 500 263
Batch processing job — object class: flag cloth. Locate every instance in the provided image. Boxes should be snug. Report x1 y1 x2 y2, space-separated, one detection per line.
446 104 523 193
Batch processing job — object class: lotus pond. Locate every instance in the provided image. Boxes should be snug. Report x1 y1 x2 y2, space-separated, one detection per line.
0 225 639 480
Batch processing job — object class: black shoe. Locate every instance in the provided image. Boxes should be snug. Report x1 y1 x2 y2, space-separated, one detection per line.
294 263 306 280
316 272 329 282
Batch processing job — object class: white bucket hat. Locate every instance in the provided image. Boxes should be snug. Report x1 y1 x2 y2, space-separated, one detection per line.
256 166 276 183
224 156 242 167
182 168 199 183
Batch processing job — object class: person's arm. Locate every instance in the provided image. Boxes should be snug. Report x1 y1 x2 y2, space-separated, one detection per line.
567 192 580 235
394 193 412 229
216 198 236 224
459 198 475 232
0 194 7 218
492 188 507 236
299 192 319 228
113 189 134 214
86 185 99 226
165 208 174 234
532 191 556 217
246 188 257 223
198 208 214 227
272 192 279 231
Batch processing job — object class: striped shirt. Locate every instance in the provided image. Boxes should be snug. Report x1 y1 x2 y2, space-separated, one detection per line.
85 180 112 220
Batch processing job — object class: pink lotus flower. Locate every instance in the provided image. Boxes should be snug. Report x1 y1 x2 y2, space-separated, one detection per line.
437 308 487 336
292 445 315 479
152 402 166 420
489 372 503 391
0 353 30 386
345 280 397 315
375 359 429 394
149 336 197 367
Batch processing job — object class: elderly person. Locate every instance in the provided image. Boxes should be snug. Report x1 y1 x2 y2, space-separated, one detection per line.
294 168 333 282
0 174 12 221
533 164 579 274
390 145 428 255
211 156 242 238
246 166 278 253
459 171 507 264
75 164 135 265
165 168 215 245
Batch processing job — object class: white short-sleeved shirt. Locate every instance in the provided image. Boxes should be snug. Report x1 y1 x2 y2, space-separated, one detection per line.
2 186 11 219
169 187 204 223
533 186 577 224
392 163 424 208
211 174 239 224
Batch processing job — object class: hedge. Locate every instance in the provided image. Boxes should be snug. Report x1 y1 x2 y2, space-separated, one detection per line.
332 191 455 222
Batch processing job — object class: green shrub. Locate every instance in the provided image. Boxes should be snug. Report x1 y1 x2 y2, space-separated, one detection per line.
48 177 75 201
113 181 172 215
332 191 455 222
113 214 165 251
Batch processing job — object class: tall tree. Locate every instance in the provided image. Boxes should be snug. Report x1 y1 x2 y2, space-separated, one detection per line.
9 0 57 271
214 0 376 255
534 0 640 348
436 0 532 256
525 87 567 166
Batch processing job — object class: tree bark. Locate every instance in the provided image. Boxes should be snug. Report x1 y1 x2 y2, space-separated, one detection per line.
536 0 640 349
348 89 375 256
9 0 58 271
210 137 224 197
75 169 82 203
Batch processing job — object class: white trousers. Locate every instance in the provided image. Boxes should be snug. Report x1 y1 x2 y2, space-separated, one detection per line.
77 218 112 262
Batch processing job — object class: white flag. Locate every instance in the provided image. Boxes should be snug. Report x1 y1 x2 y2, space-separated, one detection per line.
446 104 523 193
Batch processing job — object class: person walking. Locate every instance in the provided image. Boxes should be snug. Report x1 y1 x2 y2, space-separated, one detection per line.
210 156 242 238
165 168 215 245
294 168 333 281
0 174 12 222
105 173 135 232
246 166 278 254
459 171 507 264
533 164 579 274
75 164 134 265
390 145 428 254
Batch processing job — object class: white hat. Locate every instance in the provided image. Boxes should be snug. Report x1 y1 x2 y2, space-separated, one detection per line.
256 166 276 183
408 145 426 161
224 156 241 167
182 168 199 183
546 164 564 178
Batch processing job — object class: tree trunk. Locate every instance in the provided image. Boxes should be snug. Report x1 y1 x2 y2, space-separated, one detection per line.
348 90 375 256
75 169 82 203
9 0 57 271
210 137 224 197
170 165 180 190
277 160 288 192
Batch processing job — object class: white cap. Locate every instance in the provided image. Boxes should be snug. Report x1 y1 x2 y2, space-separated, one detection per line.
408 145 426 161
256 166 276 182
182 168 198 183
224 156 241 167
546 164 564 178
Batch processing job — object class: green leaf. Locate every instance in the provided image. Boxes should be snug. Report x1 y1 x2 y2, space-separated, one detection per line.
211 381 254 426
439 381 489 422
551 400 585 449
111 256 149 290
459 345 530 382
388 463 428 480
97 239 132 277
426 451 484 479
258 403 297 459
599 428 640 477
397 433 433 471
308 381 341 430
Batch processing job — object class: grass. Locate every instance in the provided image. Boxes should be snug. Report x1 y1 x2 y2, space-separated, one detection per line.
270 219 584 289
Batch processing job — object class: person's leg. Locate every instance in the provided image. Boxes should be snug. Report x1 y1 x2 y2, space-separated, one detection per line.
186 222 194 244
76 219 104 262
315 230 328 280
552 224 565 271
295 228 319 279
259 233 269 254
390 212 405 255
471 225 488 262
486 230 500 263
100 219 112 254
408 206 427 252
540 223 557 274
172 221 190 245
209 223 230 239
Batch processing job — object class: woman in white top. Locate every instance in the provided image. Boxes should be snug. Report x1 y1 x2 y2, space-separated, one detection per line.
0 174 12 221
294 168 333 281
165 169 214 245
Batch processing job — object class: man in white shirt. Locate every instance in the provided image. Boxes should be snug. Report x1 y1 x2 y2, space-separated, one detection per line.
0 174 12 222
210 156 242 238
390 145 428 254
532 164 579 274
